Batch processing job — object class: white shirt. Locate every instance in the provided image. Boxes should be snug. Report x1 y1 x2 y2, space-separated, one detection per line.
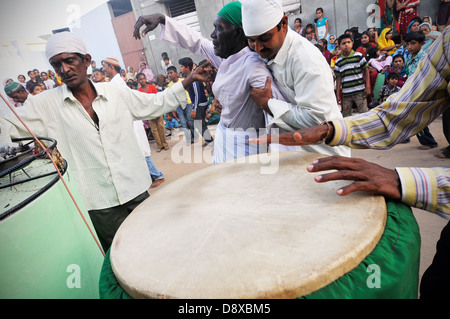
43 79 56 90
110 73 151 157
266 29 350 157
0 80 187 210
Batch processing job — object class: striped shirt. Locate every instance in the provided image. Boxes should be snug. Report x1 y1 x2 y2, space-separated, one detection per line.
334 50 368 96
329 26 450 218
0 81 187 211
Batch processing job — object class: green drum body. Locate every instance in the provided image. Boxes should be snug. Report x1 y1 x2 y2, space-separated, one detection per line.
0 139 104 298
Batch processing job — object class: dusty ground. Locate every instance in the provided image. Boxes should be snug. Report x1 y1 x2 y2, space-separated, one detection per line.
148 116 449 293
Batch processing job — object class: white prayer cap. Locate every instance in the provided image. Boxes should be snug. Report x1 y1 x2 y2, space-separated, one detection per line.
45 32 88 61
241 0 284 36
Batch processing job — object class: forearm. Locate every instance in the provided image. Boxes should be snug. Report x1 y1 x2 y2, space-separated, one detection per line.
396 167 450 218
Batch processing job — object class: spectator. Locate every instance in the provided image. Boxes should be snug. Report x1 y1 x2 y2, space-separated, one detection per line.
334 34 370 117
138 61 156 83
366 47 393 73
319 38 332 65
314 7 329 40
378 72 401 104
384 54 408 87
4 81 29 105
376 28 400 56
93 68 106 83
293 18 303 35
41 71 56 90
397 0 421 35
356 31 378 58
126 66 137 82
137 72 169 152
25 70 40 92
29 82 44 95
420 22 441 52
404 30 439 150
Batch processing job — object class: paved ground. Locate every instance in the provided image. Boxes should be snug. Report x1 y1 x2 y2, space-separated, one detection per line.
148 115 449 296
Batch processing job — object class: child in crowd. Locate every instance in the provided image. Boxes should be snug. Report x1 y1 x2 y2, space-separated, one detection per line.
305 28 319 44
378 72 401 104
356 31 378 57
319 38 332 64
293 18 303 35
327 34 336 52
314 7 329 40
165 112 179 131
384 54 408 87
403 30 438 150
404 31 426 76
334 34 370 117
366 47 393 73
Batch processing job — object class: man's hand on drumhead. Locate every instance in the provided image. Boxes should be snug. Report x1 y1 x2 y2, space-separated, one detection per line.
133 14 165 40
249 124 329 146
307 156 402 200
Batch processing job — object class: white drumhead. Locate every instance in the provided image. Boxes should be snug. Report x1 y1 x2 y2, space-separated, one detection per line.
111 152 386 299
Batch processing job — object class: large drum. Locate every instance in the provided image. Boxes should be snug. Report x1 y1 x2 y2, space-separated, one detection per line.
101 152 420 299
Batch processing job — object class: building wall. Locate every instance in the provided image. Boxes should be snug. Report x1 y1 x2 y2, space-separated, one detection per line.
111 11 147 72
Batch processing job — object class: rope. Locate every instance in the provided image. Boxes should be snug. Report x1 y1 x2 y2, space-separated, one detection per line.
0 93 105 257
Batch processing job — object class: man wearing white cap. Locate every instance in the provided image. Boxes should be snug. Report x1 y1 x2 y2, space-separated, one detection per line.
133 2 348 163
241 0 349 156
0 31 211 252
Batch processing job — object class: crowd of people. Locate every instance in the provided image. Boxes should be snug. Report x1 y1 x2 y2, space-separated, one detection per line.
293 3 449 157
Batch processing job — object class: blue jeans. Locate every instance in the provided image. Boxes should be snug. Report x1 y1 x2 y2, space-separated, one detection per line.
145 156 164 181
177 104 198 143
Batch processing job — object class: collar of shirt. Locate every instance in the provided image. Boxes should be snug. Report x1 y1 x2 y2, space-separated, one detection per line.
61 81 108 103
341 49 355 59
268 28 295 67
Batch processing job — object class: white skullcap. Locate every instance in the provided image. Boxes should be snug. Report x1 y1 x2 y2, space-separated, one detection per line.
45 32 88 61
241 0 284 36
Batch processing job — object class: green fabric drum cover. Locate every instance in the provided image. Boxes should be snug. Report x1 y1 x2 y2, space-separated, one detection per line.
99 152 420 299
0 158 104 298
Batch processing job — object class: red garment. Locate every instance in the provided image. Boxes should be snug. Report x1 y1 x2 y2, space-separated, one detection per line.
397 0 419 35
138 84 157 94
323 49 332 65
356 43 378 59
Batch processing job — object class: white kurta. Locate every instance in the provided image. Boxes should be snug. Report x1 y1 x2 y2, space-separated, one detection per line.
266 29 350 157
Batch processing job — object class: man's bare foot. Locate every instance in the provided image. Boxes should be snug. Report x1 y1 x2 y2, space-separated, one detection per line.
417 145 438 150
